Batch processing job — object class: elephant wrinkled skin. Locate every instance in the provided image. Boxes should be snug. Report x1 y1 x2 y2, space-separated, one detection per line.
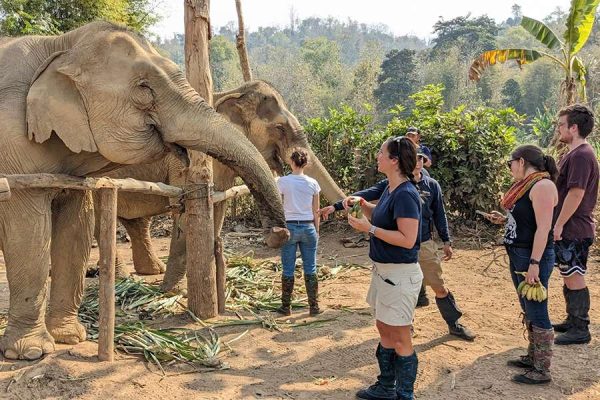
98 81 345 292
0 22 288 360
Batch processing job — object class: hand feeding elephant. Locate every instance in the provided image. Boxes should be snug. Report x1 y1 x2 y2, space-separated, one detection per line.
0 22 289 360
98 80 345 292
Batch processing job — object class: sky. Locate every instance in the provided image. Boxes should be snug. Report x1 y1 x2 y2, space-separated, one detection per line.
151 0 567 40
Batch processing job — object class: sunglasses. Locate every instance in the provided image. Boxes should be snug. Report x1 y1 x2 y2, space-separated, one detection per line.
506 158 520 168
417 155 425 161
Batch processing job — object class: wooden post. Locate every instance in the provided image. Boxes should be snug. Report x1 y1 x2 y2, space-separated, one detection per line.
235 0 252 81
184 0 218 318
97 187 117 361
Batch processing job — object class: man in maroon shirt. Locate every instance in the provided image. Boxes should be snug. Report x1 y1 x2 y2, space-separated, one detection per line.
552 104 599 345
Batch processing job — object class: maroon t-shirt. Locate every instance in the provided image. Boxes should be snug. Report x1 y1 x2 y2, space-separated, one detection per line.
555 143 599 240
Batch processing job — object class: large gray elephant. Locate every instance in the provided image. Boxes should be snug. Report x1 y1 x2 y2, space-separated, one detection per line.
0 22 289 360
99 80 345 292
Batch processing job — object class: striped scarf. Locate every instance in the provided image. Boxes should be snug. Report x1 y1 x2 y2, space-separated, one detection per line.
500 171 550 211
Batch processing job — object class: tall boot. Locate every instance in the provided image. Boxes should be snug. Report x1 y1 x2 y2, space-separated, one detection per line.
276 276 294 316
395 351 418 400
512 325 553 384
356 344 397 400
435 292 476 341
552 285 573 333
416 283 429 307
507 320 534 368
555 287 591 345
304 273 323 316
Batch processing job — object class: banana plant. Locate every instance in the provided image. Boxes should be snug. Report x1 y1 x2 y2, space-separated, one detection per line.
469 0 600 105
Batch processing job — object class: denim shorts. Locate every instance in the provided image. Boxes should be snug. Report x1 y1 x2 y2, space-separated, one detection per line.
554 238 593 277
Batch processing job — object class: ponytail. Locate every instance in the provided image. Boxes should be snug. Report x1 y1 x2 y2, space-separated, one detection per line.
543 155 559 183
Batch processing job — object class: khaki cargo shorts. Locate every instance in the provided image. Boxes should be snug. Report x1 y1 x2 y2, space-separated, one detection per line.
366 261 423 326
419 240 445 287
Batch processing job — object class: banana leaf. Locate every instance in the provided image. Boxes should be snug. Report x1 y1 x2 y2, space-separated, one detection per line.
469 49 546 81
572 56 588 100
564 0 600 55
520 16 562 50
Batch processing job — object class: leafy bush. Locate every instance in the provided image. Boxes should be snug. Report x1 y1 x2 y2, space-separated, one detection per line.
307 84 521 219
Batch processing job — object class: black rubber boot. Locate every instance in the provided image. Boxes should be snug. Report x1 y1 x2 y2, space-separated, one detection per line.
416 283 429 307
555 287 591 345
512 325 553 384
276 276 294 316
435 292 476 341
552 285 573 333
356 344 397 400
305 274 323 316
395 351 418 400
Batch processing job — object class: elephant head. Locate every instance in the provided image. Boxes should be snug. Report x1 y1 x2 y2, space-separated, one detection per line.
24 22 288 245
213 81 345 203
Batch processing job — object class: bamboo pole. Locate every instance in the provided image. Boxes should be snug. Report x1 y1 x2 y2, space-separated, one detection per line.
0 173 248 204
184 0 218 318
235 0 252 81
97 187 117 362
0 178 10 201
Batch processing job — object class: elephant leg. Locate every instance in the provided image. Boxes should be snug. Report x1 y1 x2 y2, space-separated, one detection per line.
91 204 128 278
160 213 187 294
120 217 166 275
46 191 91 345
0 196 55 360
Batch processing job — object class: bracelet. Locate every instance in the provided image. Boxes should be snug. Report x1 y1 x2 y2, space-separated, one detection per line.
368 225 377 236
529 258 540 265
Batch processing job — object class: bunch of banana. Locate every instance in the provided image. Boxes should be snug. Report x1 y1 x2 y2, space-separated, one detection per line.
350 202 363 218
515 272 547 302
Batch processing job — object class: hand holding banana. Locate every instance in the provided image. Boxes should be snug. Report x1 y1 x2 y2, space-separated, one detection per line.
515 272 547 302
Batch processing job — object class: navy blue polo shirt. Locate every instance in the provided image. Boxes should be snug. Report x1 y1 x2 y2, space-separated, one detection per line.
369 181 421 264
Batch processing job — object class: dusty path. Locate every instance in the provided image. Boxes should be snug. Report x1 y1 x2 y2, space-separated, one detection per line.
0 221 599 399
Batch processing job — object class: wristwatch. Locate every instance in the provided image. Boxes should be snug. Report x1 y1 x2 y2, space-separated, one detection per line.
369 225 377 237
529 258 540 265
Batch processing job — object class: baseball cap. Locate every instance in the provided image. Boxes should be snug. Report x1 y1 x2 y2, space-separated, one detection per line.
417 145 431 161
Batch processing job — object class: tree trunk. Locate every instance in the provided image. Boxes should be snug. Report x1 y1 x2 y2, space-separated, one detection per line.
235 0 252 82
184 0 217 318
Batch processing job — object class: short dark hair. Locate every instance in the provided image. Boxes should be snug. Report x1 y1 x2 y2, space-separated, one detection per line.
558 104 594 138
290 147 309 168
511 145 559 182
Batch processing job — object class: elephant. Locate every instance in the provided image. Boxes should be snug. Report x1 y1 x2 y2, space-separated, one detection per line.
0 21 290 360
96 80 345 292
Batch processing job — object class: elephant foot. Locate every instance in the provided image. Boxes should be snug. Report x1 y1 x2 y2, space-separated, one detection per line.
115 262 130 280
134 257 166 275
161 276 188 297
46 317 87 345
1 325 55 360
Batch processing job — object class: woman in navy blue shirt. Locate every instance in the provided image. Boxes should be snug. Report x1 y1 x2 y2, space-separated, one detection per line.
348 137 422 400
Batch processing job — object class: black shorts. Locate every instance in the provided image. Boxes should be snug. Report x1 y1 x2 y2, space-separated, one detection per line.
554 238 594 277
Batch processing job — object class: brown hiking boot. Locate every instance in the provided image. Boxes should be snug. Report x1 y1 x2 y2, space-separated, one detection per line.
305 274 323 315
508 322 534 368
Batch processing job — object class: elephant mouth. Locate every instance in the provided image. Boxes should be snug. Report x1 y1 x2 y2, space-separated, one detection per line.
271 151 285 176
165 143 190 168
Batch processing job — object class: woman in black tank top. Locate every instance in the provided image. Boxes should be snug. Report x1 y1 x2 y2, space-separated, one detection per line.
486 145 558 385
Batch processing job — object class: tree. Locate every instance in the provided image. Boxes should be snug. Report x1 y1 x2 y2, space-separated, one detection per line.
0 0 160 36
432 15 499 56
505 4 523 27
501 78 524 112
469 0 600 105
374 49 418 114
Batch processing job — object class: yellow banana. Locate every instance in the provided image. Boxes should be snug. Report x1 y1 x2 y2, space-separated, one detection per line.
526 286 535 301
521 283 530 297
540 285 548 301
517 281 527 293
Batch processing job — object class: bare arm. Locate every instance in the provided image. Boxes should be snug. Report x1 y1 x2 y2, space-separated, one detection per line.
554 187 585 240
313 193 320 234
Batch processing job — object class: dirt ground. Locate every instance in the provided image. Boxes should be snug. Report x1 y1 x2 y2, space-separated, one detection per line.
1 221 600 400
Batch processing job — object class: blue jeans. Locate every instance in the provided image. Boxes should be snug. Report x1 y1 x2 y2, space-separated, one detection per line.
281 222 318 278
506 246 555 329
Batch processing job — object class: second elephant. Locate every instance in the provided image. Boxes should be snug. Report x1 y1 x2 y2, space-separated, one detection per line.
95 80 345 292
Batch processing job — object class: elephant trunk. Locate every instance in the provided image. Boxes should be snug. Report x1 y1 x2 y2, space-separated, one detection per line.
162 98 289 248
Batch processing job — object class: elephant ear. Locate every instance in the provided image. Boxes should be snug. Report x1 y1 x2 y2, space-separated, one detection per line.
26 51 97 153
214 92 246 127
